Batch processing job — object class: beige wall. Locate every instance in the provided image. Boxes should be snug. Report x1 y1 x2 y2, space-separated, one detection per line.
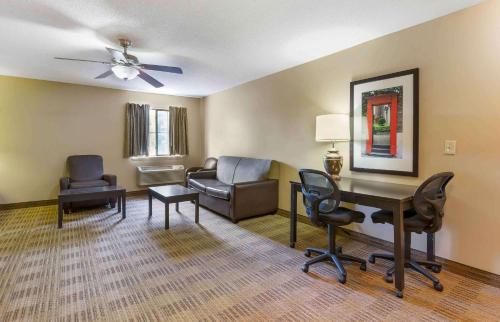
202 1 500 274
0 76 203 204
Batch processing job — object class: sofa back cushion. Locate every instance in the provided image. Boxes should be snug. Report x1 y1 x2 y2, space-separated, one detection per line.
233 157 271 183
216 156 240 184
216 156 272 184
68 155 104 181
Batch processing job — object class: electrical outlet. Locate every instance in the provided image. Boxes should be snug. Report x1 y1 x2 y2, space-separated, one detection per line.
444 140 456 155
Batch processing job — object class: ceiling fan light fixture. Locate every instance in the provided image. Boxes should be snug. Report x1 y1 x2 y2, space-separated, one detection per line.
111 65 139 80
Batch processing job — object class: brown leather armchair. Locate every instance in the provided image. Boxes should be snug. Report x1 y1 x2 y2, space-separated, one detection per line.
187 156 278 223
60 155 117 213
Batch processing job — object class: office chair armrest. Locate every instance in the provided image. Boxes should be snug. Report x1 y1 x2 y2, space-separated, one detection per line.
60 177 70 191
103 174 117 186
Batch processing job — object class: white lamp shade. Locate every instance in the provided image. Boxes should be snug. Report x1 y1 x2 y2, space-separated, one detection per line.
315 114 350 142
111 65 139 80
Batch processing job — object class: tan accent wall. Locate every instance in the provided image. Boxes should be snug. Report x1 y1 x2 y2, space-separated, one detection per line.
0 76 202 203
202 1 500 274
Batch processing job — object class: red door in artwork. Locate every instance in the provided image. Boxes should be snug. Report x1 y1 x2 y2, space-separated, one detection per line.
365 94 398 157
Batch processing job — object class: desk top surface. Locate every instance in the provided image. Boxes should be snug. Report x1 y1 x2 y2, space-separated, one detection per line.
292 177 417 201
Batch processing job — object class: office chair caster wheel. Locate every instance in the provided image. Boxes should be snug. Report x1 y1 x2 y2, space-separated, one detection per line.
304 250 311 257
384 275 393 283
360 262 367 271
368 255 375 264
431 266 441 273
301 265 309 273
396 290 404 298
338 275 347 284
433 282 444 292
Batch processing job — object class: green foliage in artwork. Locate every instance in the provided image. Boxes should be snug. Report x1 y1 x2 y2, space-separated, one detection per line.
373 124 390 133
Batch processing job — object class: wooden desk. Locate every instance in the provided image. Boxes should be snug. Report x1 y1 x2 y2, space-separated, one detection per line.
290 178 423 298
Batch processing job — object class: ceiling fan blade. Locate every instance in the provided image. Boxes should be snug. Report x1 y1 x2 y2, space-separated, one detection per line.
54 57 110 65
140 64 183 74
106 47 127 63
95 70 113 79
138 70 164 88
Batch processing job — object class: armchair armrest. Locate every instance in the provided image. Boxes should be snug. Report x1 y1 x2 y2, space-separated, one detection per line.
188 170 217 180
231 179 278 219
103 174 117 186
60 177 70 191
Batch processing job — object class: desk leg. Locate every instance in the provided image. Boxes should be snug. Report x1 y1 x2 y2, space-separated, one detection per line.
118 194 122 213
195 196 199 224
393 203 405 298
165 202 170 230
58 198 63 229
122 192 126 219
290 183 298 248
427 233 436 261
148 192 153 219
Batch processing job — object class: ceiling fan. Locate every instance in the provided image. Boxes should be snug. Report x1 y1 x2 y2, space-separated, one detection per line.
54 39 182 88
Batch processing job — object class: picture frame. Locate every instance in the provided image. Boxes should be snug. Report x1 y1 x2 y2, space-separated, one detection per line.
349 68 419 176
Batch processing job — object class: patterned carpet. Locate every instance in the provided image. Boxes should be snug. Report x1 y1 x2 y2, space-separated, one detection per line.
0 196 499 322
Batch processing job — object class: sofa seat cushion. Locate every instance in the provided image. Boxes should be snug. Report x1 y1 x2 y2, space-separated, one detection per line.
206 185 231 200
70 179 109 189
189 178 221 193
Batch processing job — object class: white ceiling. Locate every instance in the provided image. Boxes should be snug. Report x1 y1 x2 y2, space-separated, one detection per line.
0 0 482 97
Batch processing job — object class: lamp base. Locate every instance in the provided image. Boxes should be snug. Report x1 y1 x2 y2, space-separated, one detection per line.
323 147 343 181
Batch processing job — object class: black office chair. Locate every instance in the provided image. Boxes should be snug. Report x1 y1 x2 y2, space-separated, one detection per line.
299 169 367 283
368 172 454 292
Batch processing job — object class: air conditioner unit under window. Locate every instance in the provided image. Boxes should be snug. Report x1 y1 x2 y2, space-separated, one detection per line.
137 165 185 186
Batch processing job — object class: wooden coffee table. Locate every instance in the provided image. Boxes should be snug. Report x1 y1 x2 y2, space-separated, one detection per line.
148 185 199 229
58 185 126 228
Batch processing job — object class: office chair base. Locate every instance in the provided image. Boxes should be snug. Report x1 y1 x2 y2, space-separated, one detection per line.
369 253 443 292
302 247 366 283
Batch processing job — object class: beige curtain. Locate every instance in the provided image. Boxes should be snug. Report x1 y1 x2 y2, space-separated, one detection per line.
169 106 189 155
125 103 150 157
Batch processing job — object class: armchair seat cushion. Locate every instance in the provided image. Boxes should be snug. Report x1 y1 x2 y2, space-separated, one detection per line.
206 185 231 200
70 180 110 189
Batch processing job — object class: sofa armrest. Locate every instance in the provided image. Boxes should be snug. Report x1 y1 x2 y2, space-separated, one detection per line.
185 166 203 176
188 170 217 179
231 179 279 220
103 174 117 186
60 177 70 191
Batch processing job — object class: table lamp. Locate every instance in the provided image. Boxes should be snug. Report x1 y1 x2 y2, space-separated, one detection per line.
315 114 350 180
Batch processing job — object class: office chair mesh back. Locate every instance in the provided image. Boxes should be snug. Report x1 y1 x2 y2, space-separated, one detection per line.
413 172 454 232
299 169 341 225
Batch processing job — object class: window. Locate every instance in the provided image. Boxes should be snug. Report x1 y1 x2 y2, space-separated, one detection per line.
148 109 170 156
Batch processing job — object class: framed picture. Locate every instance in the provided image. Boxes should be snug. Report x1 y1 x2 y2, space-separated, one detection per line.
350 68 419 176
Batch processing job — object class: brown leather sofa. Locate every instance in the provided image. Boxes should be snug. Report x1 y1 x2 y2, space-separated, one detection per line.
187 156 278 223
